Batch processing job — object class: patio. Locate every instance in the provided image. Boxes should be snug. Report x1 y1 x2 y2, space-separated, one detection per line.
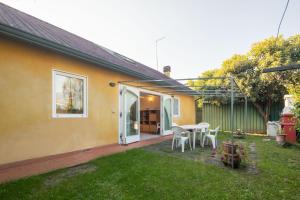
143 133 259 174
0 133 299 200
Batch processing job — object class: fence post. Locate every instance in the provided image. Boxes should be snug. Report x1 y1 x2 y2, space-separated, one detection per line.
245 96 248 133
230 76 234 139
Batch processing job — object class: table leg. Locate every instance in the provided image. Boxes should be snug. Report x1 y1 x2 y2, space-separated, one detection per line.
193 131 196 149
200 132 203 147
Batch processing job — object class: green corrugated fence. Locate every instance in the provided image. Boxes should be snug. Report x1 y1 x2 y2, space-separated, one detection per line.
200 103 283 133
196 108 202 124
269 103 284 121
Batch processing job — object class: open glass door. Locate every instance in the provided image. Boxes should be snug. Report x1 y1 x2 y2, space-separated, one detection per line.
121 86 140 144
120 86 140 144
161 95 173 135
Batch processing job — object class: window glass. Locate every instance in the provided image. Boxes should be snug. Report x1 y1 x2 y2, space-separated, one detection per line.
173 98 179 116
53 71 87 117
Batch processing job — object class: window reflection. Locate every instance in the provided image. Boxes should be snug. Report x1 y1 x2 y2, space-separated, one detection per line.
126 91 138 136
55 74 84 114
173 98 179 115
164 98 172 130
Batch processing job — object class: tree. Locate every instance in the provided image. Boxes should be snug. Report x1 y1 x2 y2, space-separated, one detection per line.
192 35 300 130
188 69 232 107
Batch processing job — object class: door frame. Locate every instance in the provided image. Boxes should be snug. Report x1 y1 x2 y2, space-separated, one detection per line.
118 84 173 144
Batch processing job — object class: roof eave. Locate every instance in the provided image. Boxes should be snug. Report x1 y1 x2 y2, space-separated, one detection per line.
0 23 194 96
0 23 155 81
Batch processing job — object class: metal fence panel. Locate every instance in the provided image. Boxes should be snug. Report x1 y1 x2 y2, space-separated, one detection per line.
200 103 283 133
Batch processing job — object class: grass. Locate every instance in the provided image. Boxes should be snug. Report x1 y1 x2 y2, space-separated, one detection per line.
0 133 299 200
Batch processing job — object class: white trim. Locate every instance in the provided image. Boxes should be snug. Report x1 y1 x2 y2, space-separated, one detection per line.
173 97 180 117
52 69 88 118
118 84 122 144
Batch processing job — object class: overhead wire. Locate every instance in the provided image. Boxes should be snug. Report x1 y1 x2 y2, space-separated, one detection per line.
276 0 290 39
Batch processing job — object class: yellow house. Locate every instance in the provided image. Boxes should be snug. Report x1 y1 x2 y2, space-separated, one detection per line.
0 3 195 167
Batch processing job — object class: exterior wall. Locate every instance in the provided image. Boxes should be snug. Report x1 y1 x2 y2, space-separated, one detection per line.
173 95 196 125
0 37 134 165
0 36 195 165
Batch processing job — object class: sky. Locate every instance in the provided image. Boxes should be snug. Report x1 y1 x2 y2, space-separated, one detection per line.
1 0 300 79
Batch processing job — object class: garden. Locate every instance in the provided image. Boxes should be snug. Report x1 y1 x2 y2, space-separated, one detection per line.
0 133 299 200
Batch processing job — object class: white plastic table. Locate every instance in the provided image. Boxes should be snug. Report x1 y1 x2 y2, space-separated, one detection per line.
180 124 209 149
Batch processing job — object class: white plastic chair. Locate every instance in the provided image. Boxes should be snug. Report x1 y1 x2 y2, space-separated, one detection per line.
196 122 210 146
171 126 192 152
202 126 219 149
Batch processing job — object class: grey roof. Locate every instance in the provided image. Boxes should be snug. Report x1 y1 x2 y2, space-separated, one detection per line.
0 2 192 93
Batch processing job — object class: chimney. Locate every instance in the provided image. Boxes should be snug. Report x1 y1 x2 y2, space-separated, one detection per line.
163 66 171 77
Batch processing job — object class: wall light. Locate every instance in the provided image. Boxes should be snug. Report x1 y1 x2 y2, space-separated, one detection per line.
109 82 116 87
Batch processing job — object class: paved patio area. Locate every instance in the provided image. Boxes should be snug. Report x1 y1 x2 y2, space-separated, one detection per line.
141 133 161 141
143 136 258 174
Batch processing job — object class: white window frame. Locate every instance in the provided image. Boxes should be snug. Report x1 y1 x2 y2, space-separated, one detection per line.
173 97 180 117
52 70 88 118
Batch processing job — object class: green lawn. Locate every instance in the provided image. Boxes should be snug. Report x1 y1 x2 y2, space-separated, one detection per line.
0 134 299 200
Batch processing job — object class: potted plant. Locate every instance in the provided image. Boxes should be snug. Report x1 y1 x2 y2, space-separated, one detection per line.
222 141 238 154
276 128 286 145
221 141 241 169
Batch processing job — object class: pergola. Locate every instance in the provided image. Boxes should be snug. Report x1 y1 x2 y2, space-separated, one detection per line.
118 76 248 139
262 63 300 73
